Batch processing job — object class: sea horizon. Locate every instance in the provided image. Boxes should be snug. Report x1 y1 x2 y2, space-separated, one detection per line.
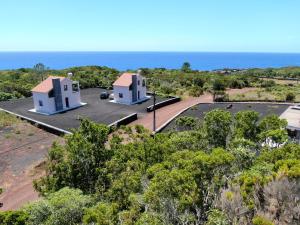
0 51 300 71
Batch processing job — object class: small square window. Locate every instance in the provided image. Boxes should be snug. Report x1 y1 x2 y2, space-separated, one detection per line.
119 93 123 98
39 100 43 107
72 83 79 92
64 85 68 91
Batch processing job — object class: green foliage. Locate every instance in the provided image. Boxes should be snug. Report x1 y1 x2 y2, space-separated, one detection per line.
213 79 226 91
181 62 191 72
205 209 230 225
25 187 92 225
25 107 300 225
0 210 29 225
175 116 200 130
260 80 276 88
234 110 259 141
252 216 274 225
204 109 232 148
34 119 110 194
83 202 118 225
286 92 295 101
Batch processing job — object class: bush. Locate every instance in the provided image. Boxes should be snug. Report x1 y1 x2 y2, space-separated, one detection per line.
252 216 274 225
25 187 92 225
286 92 295 102
260 80 276 88
175 116 199 130
189 86 203 97
213 79 226 91
0 210 29 225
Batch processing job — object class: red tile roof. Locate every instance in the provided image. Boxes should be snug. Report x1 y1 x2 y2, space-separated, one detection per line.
113 73 134 87
31 76 66 93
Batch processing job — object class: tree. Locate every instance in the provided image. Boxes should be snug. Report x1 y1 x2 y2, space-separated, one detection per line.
25 187 92 225
234 110 259 141
204 109 233 148
34 119 111 194
83 202 118 225
181 62 191 72
33 63 47 81
213 79 226 91
259 115 287 132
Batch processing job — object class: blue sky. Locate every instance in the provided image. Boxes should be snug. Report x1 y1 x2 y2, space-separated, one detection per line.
1 0 299 52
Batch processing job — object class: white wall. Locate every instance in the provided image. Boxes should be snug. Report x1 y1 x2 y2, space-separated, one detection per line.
32 78 82 114
60 78 81 109
113 86 132 104
113 74 147 104
32 92 56 114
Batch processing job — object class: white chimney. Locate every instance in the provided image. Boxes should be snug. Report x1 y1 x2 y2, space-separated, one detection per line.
67 72 73 78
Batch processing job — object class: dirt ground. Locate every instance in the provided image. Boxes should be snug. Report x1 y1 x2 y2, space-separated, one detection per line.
0 120 62 211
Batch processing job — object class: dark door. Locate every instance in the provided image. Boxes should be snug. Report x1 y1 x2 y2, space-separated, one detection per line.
138 91 140 100
65 97 69 108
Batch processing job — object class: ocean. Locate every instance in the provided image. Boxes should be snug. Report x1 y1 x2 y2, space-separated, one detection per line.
0 52 300 71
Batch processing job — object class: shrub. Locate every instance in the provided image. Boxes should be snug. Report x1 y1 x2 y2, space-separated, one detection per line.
260 80 276 88
252 216 274 225
286 92 295 102
189 86 203 97
0 210 29 225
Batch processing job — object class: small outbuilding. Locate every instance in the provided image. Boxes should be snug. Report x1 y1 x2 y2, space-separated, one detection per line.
30 76 85 115
113 72 149 105
280 105 300 142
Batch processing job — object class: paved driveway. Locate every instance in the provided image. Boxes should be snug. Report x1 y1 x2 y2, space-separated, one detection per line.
0 88 166 131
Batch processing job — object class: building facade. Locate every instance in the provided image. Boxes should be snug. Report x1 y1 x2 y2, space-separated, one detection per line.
113 72 148 104
31 76 82 115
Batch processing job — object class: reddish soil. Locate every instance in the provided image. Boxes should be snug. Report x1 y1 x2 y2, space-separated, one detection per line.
131 93 214 131
0 122 62 211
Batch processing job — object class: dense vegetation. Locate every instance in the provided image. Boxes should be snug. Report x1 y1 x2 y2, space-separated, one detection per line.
1 108 299 225
1 63 300 101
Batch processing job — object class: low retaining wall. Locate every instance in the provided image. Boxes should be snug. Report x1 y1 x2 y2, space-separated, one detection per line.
0 108 72 136
146 97 181 112
1 109 138 136
222 100 295 104
108 113 138 129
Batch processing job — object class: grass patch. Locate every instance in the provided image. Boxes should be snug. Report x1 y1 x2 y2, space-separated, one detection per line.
229 85 300 102
0 111 20 128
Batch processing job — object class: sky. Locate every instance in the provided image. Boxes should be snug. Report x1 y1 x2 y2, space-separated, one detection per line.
0 0 299 52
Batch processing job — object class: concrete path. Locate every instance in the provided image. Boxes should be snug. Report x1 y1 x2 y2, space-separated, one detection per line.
130 93 213 132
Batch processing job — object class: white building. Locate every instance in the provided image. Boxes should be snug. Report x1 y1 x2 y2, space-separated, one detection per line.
113 72 149 105
280 105 300 142
30 76 85 115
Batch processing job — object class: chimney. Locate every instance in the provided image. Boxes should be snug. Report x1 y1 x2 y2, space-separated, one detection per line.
67 72 73 79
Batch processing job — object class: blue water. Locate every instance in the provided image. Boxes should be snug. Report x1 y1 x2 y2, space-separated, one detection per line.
0 52 300 71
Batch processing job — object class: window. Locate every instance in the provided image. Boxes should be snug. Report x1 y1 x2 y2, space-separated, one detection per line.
72 83 79 92
142 79 146 87
119 93 123 98
138 80 140 85
64 85 68 91
48 89 54 98
39 100 43 107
